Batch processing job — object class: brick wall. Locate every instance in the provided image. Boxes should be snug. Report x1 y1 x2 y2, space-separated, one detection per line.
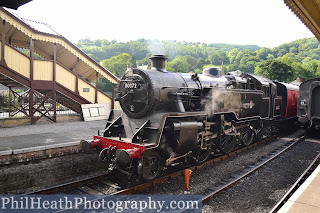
0 152 106 193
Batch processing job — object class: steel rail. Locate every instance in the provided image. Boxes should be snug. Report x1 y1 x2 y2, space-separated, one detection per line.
26 134 280 196
269 152 320 213
26 174 110 195
201 134 306 203
50 135 286 213
111 135 278 195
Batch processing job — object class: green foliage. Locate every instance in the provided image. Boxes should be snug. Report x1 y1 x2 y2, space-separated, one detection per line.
203 64 220 69
255 60 294 82
165 55 205 73
100 53 133 77
76 38 259 62
76 37 320 84
166 56 189 73
228 49 239 64
18 48 44 59
197 57 205 70
130 56 137 68
194 68 202 74
296 60 319 81
184 55 198 71
98 78 113 94
0 92 9 107
208 52 229 65
88 53 100 63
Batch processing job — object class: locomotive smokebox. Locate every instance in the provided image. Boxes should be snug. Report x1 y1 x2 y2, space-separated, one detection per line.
149 55 167 72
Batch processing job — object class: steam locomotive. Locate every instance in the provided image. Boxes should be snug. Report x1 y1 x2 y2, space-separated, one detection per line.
81 55 299 181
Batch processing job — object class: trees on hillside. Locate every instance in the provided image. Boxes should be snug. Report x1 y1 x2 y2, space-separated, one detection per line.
255 60 294 82
166 56 189 73
255 58 320 82
101 53 133 77
76 37 320 93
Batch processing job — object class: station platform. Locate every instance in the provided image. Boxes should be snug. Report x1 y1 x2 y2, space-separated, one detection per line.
0 120 105 155
278 164 320 213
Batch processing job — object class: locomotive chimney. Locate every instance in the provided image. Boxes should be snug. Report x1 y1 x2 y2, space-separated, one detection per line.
149 55 167 72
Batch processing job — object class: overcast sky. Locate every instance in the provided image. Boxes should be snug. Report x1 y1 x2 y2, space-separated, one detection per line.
11 0 314 48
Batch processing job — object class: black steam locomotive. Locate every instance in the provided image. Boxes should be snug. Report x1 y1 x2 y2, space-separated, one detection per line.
298 78 320 130
81 55 298 181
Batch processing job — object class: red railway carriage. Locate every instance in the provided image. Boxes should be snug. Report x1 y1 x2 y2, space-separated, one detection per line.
275 82 299 119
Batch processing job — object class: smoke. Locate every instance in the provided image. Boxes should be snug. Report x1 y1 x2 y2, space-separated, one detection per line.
203 89 226 116
203 89 241 116
147 39 176 59
147 39 165 55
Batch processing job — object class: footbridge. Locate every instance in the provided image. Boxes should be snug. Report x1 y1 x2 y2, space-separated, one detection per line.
0 8 120 124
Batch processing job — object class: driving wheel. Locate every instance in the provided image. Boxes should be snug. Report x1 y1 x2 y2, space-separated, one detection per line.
220 134 237 154
241 127 254 146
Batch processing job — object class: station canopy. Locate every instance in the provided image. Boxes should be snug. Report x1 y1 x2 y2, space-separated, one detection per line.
285 0 320 42
0 0 32 10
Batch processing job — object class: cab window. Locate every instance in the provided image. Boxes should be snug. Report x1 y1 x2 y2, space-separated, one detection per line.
262 86 270 97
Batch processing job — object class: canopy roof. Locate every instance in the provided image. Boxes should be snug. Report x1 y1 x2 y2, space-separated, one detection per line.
0 8 119 84
285 0 320 41
0 0 32 10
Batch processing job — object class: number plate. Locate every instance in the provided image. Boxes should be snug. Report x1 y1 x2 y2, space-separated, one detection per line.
124 82 139 89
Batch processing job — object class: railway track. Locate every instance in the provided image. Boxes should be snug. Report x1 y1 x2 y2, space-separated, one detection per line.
21 131 308 212
26 174 114 195
25 130 307 204
27 133 284 196
269 152 320 213
201 134 306 203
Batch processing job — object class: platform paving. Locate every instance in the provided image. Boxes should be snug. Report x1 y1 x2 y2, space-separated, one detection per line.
278 164 320 213
0 120 106 154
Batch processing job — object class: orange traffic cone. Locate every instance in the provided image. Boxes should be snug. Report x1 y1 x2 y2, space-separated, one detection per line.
185 169 192 191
